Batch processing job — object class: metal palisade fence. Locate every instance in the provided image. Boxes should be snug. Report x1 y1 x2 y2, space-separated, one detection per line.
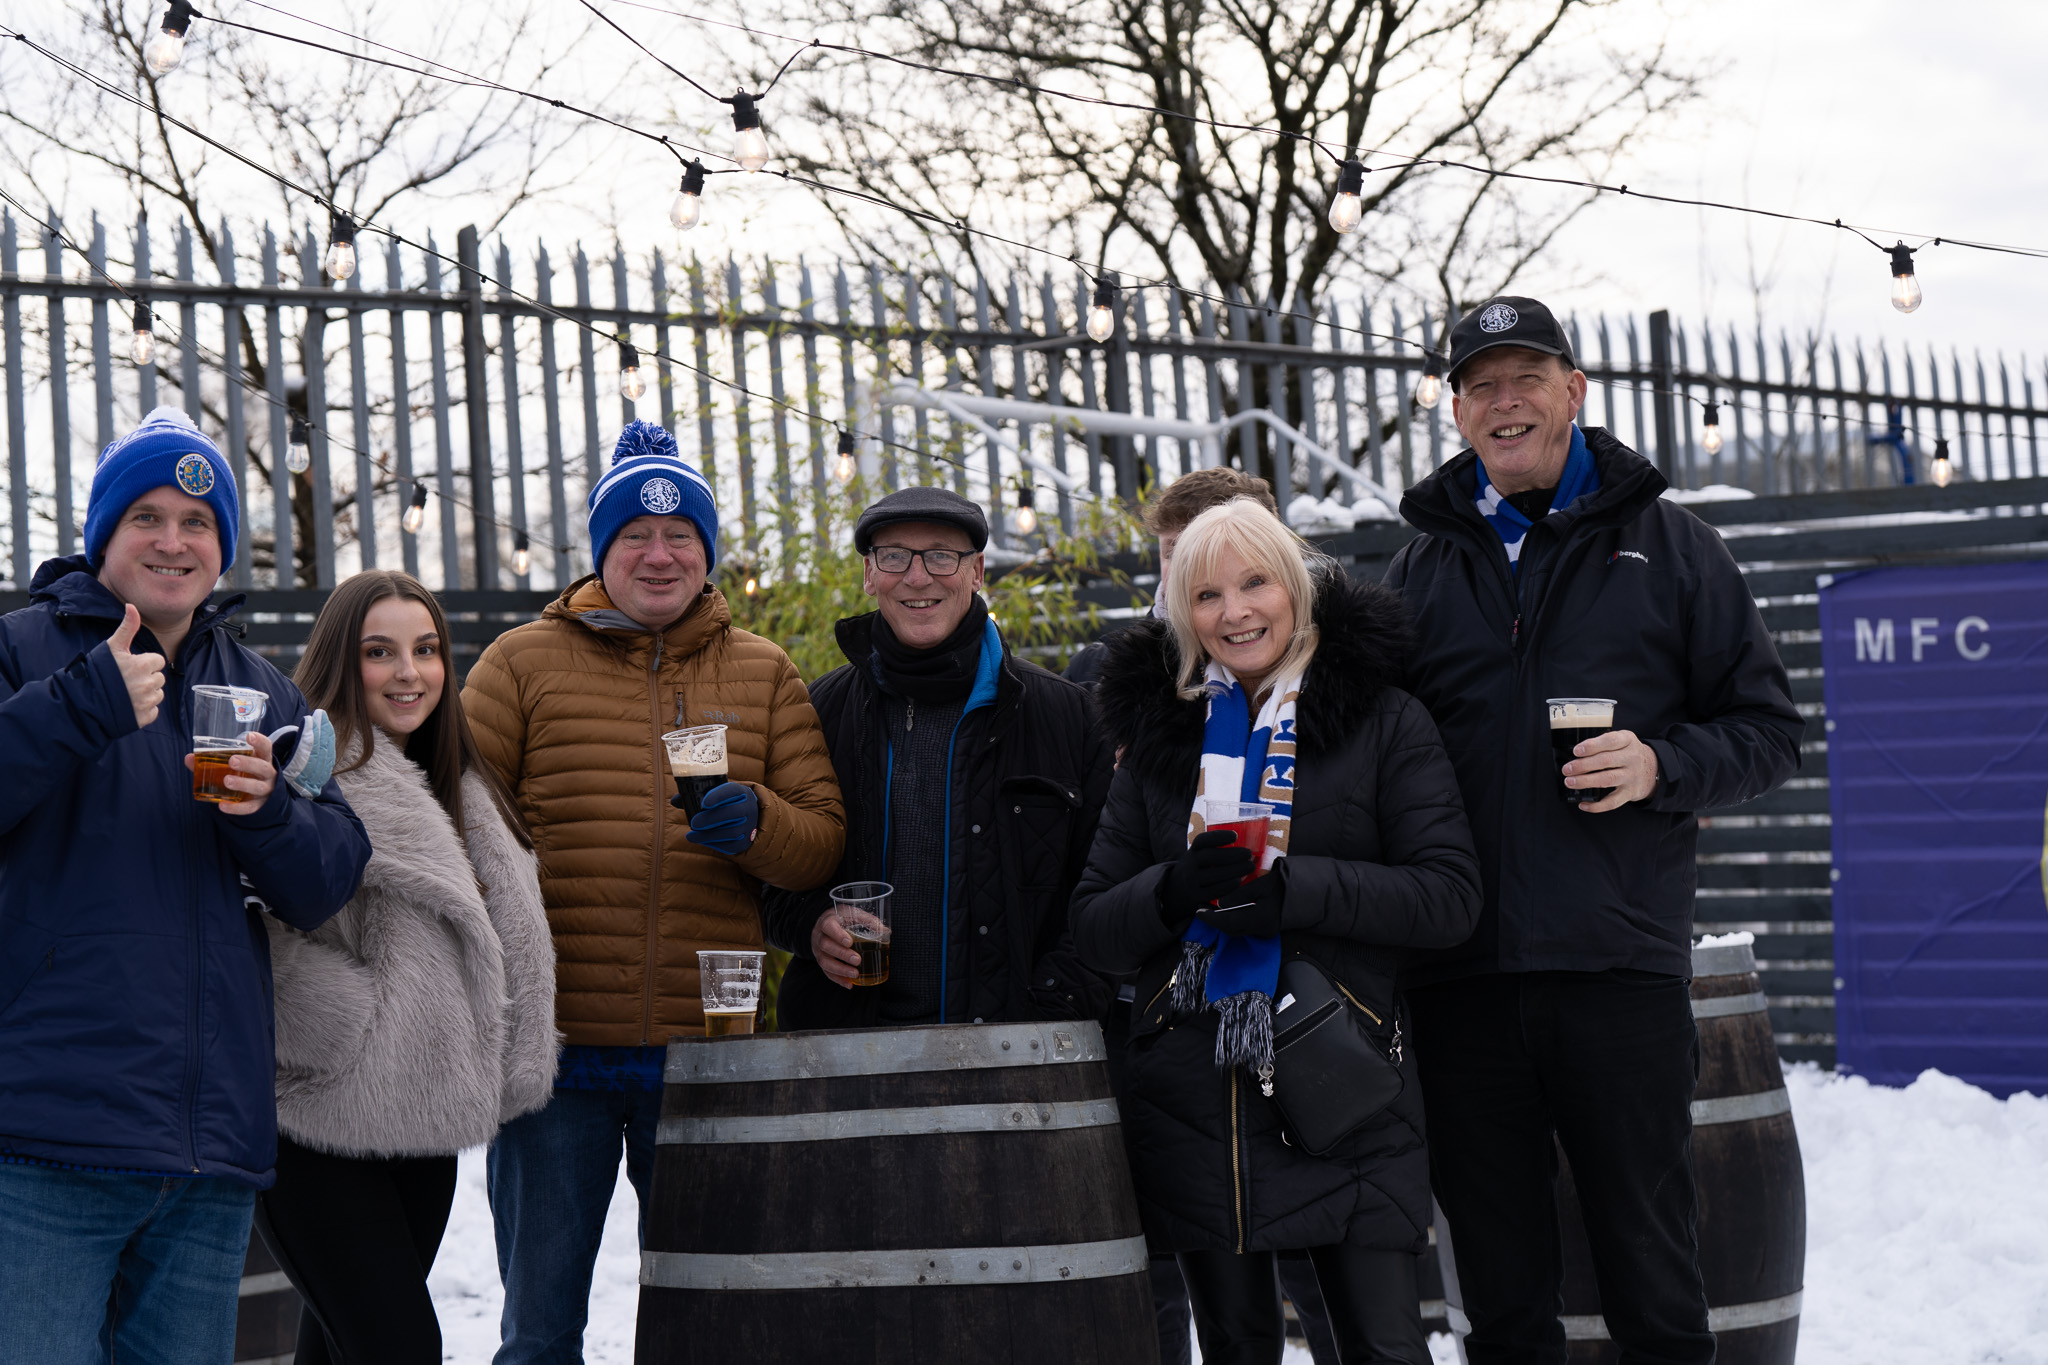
5 207 2048 595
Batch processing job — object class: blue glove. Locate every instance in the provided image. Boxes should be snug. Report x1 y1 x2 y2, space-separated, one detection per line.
685 781 760 855
268 709 337 799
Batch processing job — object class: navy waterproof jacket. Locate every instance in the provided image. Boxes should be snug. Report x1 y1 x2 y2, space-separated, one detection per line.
0 557 369 1186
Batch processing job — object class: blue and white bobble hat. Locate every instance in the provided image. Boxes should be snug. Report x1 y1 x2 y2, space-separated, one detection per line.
84 406 241 572
586 421 719 572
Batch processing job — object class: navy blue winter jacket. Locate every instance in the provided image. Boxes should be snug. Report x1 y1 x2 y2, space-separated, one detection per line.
0 558 370 1186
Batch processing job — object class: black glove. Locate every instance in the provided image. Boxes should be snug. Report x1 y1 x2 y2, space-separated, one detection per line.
1158 829 1256 930
1197 863 1287 938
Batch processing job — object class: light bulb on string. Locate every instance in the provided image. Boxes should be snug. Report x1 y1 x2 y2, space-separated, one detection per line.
743 575 759 596
324 211 358 282
1889 243 1922 314
130 302 155 367
1013 481 1038 537
833 429 857 483
1328 159 1365 235
669 160 706 232
512 531 531 578
1701 401 1724 456
619 338 645 402
286 415 311 474
144 0 194 76
401 483 428 536
730 92 769 173
1415 351 1443 409
1929 437 1953 487
1085 277 1118 344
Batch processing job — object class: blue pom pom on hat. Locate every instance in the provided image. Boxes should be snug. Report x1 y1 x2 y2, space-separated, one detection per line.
587 421 719 572
83 406 241 572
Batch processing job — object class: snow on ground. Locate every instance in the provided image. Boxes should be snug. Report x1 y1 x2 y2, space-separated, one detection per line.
426 1064 2048 1363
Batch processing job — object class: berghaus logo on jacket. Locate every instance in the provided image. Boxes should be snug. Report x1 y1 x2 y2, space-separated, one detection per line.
1609 549 1649 566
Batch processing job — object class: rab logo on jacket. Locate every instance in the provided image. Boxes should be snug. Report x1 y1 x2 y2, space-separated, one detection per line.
1609 549 1649 566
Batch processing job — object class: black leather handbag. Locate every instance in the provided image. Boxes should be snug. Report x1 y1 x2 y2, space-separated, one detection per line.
1267 956 1404 1156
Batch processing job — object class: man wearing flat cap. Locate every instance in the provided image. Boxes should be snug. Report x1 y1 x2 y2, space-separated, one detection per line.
763 487 1113 1029
1383 298 1804 1363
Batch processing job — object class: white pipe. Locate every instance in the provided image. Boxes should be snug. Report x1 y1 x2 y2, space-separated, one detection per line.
1217 409 1401 513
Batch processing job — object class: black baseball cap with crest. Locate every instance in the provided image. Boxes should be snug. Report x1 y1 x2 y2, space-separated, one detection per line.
1445 296 1577 388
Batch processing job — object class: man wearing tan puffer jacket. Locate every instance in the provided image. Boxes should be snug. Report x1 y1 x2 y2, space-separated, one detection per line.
463 421 843 1365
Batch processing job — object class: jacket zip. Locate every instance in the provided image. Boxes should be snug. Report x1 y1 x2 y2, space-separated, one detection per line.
175 653 203 1171
1229 1067 1246 1252
642 632 666 1043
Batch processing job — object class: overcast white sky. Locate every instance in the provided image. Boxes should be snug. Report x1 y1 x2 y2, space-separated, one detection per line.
1523 0 2047 373
10 0 2044 368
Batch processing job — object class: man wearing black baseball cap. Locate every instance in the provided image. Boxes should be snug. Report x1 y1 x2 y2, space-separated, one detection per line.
1383 297 1805 1362
762 487 1112 1030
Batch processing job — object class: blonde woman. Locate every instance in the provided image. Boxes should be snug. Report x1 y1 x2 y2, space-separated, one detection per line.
1073 497 1481 1365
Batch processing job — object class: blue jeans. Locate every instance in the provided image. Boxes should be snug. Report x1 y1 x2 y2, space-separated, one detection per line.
487 1088 660 1365
0 1162 255 1365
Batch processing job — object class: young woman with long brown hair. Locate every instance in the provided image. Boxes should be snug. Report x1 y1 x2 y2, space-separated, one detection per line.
254 570 558 1365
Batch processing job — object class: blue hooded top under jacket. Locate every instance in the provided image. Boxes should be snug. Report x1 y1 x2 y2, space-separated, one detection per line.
0 557 370 1187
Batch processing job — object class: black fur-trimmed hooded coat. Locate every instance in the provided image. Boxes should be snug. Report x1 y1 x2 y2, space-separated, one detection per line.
1073 571 1481 1254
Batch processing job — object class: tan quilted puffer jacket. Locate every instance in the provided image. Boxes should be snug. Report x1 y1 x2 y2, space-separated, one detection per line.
464 576 845 1045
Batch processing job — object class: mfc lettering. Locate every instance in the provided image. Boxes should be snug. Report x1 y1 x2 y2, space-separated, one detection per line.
1850 615 1990 663
1855 618 1895 662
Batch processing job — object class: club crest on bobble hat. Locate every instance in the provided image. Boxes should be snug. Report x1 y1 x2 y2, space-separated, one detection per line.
84 406 241 572
587 420 720 572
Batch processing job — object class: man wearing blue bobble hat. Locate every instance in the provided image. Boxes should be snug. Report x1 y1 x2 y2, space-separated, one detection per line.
466 421 843 1365
0 407 370 1364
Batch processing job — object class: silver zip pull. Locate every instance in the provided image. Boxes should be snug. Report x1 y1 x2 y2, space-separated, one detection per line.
1258 1062 1274 1098
907 698 915 731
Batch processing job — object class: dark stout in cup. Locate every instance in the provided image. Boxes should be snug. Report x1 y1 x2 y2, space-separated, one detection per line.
672 766 726 819
1548 698 1616 805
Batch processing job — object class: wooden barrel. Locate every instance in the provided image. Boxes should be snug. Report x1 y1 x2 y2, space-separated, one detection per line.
234 1229 301 1364
637 1020 1159 1365
1441 939 1806 1363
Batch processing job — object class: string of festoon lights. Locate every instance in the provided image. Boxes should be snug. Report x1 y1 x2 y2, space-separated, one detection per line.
0 40 1103 550
16 7 2007 534
0 182 579 571
126 0 2041 383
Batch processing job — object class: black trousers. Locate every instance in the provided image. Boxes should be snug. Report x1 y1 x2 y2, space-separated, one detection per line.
1408 971 1714 1365
252 1134 458 1365
1176 1246 1429 1365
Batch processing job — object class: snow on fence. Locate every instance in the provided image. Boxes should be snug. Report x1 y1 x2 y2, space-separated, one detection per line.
4 207 2045 596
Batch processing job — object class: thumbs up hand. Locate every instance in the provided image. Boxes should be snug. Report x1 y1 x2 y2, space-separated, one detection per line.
109 604 168 730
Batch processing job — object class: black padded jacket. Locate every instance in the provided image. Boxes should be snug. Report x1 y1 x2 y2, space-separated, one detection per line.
762 612 1115 1030
1384 427 1804 983
1072 573 1481 1253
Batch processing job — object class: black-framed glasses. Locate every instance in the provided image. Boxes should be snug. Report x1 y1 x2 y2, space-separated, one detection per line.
868 545 972 576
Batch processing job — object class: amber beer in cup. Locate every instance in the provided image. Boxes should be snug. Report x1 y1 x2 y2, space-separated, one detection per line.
1548 697 1617 805
830 882 893 987
698 950 763 1036
191 685 268 803
664 724 728 819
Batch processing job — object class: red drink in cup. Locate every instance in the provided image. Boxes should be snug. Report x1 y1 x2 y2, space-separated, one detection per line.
1202 799 1274 884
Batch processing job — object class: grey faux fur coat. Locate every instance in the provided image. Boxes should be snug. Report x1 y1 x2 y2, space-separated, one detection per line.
267 731 558 1157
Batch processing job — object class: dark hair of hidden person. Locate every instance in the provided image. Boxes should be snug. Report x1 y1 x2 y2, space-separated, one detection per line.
1070 496 1481 1358
295 569 530 851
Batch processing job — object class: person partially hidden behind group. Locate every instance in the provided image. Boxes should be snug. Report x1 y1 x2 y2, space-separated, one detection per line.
1074 496 1482 1365
256 570 559 1364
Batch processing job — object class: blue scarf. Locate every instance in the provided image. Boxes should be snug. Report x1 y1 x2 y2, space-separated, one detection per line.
1473 424 1599 570
1171 662 1301 1085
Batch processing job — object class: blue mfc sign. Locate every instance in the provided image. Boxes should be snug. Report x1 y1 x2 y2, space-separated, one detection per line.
1818 561 2048 1096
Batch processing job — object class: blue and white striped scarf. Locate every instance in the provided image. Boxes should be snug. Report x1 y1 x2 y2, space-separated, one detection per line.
1171 660 1300 1083
1474 423 1599 570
